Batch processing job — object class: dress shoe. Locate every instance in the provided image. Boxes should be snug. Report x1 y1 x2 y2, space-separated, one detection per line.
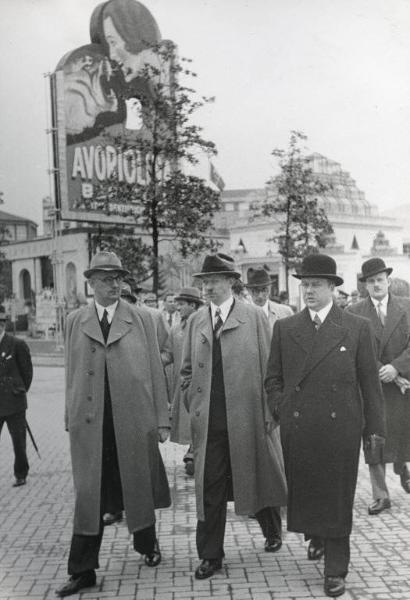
264 536 282 553
185 460 194 476
324 575 345 597
307 538 324 560
55 571 96 597
194 558 222 580
12 478 26 487
144 540 161 567
400 473 410 494
102 511 123 526
368 498 391 515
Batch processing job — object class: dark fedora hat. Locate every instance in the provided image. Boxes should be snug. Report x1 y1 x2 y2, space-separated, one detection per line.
245 267 271 288
359 257 392 282
175 287 204 305
0 305 7 321
293 254 344 286
84 251 130 279
193 253 241 279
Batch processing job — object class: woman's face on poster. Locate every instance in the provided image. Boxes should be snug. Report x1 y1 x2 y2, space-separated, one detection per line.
103 16 142 82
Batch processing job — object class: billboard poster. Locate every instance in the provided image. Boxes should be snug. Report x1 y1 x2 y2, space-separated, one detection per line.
51 0 173 223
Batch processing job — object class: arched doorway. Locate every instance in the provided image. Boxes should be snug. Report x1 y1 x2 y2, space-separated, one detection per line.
19 269 32 301
65 262 78 309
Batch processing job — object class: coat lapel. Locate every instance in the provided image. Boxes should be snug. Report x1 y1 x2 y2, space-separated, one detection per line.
363 297 383 342
381 295 404 351
288 309 315 353
197 306 213 346
81 304 104 345
298 304 348 384
221 300 245 334
106 301 133 346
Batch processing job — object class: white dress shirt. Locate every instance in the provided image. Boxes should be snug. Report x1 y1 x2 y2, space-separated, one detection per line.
210 296 234 328
261 300 270 319
95 300 118 324
370 294 388 318
308 300 333 325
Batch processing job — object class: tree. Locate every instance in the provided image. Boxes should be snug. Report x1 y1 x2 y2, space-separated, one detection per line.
252 131 333 292
91 41 221 296
0 224 12 301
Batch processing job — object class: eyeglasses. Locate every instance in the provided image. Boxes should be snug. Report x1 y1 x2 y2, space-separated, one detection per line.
96 275 123 285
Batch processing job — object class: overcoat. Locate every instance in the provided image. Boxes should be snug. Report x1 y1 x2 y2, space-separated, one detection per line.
265 304 385 538
180 300 287 521
266 300 293 334
169 321 191 444
348 294 410 463
65 300 171 536
0 333 33 417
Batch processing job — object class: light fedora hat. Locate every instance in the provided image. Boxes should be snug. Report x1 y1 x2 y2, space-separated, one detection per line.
358 257 393 282
193 253 241 279
174 287 205 305
84 251 130 279
292 254 344 286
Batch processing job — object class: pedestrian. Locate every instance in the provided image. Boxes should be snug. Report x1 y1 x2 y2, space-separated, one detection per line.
56 251 171 598
335 289 349 309
265 253 385 598
162 293 180 328
347 258 410 514
245 267 293 330
181 252 287 580
169 287 204 475
0 305 33 487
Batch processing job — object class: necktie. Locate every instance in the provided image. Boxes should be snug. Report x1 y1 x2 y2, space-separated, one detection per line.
214 307 224 339
313 313 322 331
377 302 385 326
168 313 173 327
100 309 110 343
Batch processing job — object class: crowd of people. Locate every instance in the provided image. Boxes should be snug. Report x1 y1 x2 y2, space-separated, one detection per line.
1 250 410 599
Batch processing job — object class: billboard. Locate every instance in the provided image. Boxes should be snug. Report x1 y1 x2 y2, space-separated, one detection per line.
51 0 173 223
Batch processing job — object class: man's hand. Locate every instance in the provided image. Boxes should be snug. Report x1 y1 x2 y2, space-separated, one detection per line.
158 427 170 443
379 364 398 383
394 375 410 395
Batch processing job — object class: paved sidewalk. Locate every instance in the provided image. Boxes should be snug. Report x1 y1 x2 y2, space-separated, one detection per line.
0 366 409 600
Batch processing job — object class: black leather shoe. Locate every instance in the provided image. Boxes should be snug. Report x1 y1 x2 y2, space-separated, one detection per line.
400 473 410 494
55 571 96 597
368 498 391 515
144 541 161 567
307 538 324 560
194 559 222 580
12 478 26 487
102 511 123 526
185 460 194 476
264 536 282 553
324 576 345 597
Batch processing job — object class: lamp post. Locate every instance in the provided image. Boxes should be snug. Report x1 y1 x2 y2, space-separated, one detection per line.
49 206 64 348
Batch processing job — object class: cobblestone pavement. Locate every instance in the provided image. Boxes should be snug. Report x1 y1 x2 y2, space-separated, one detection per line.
0 366 409 600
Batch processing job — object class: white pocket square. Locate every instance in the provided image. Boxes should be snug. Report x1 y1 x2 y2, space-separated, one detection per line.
340 346 346 352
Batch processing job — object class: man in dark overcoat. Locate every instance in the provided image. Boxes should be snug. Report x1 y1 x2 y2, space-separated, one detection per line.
348 257 410 514
56 252 171 598
0 305 33 487
265 254 385 598
181 253 287 580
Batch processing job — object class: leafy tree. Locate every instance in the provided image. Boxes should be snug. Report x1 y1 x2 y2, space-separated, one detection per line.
252 131 333 292
91 41 221 296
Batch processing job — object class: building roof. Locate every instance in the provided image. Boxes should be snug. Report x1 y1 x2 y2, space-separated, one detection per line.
0 209 37 227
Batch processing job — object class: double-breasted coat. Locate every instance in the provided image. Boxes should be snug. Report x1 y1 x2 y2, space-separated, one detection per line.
180 300 287 521
348 294 410 463
265 304 385 538
0 333 33 417
65 301 171 536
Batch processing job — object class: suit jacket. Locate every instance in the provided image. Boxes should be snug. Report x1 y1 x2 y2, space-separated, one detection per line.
348 294 410 462
265 304 385 537
0 333 33 417
265 300 293 334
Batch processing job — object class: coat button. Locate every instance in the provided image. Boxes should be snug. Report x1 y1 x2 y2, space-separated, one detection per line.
295 385 301 392
85 416 92 423
88 369 94 375
201 339 206 344
195 410 200 417
87 395 92 401
293 411 300 418
197 387 202 392
331 411 336 419
198 362 204 368
91 346 96 353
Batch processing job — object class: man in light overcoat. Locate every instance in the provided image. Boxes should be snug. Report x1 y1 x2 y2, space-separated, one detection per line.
348 257 410 514
56 252 171 598
181 253 287 580
265 254 385 598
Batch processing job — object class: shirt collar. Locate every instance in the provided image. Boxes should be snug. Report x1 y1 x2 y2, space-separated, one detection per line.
370 294 388 310
261 300 270 317
308 300 333 324
94 300 118 323
211 296 234 324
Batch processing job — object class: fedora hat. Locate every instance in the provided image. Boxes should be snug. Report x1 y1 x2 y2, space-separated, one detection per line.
84 251 129 278
193 253 241 279
359 257 392 282
175 287 204 305
293 254 344 286
0 305 7 321
245 267 271 288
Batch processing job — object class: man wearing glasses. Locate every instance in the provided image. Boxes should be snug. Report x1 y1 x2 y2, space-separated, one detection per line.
57 251 171 597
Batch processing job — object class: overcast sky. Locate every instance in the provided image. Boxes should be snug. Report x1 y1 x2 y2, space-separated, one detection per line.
0 0 409 228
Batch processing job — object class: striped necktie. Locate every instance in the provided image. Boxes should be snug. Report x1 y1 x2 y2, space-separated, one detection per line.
377 302 385 327
100 309 110 343
214 307 224 339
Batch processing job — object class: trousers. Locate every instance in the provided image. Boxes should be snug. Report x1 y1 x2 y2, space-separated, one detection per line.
196 428 281 559
369 462 408 500
0 411 29 479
